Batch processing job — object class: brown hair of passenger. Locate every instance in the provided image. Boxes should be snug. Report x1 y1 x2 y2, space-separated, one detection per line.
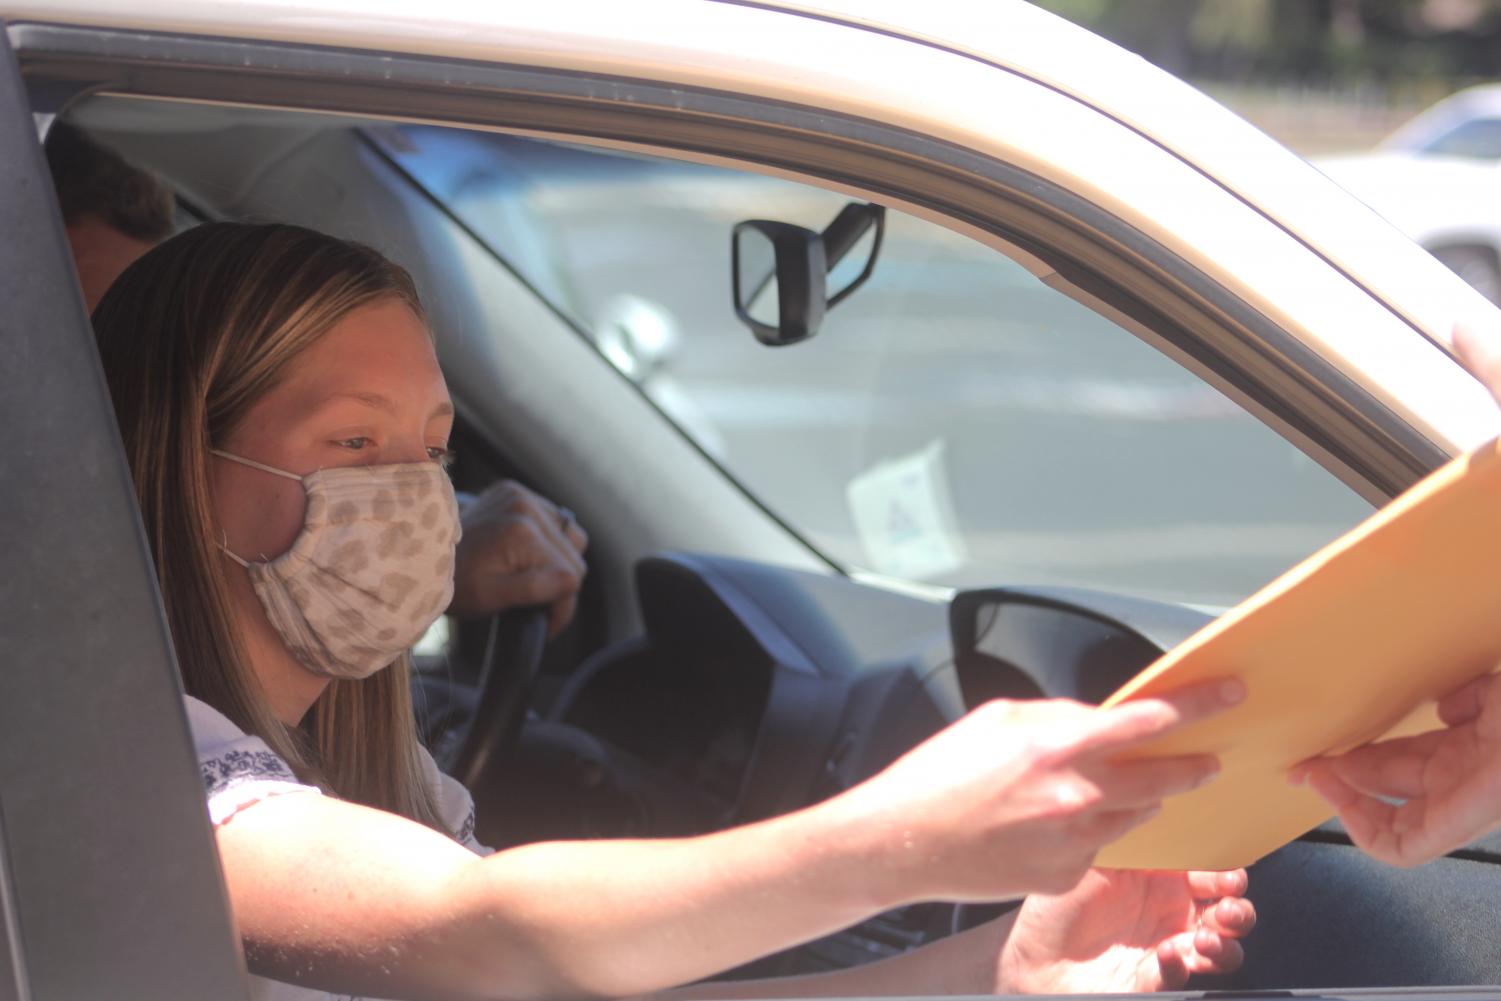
45 121 175 312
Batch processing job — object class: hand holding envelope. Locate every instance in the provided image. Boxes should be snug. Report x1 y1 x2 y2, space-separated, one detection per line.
1093 320 1501 871
1293 672 1501 866
1292 321 1501 868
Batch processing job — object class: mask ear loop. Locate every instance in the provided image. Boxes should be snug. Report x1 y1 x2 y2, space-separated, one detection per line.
218 527 251 569
210 448 304 482
209 449 302 569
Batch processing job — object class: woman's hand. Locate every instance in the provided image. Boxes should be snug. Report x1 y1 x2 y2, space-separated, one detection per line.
997 868 1255 992
1294 671 1501 866
827 678 1244 904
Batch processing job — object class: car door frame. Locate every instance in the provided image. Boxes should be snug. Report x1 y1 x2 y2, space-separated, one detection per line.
5 15 1459 508
0 22 246 1000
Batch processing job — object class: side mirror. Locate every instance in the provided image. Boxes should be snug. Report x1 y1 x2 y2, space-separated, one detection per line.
821 202 885 310
948 587 1214 707
732 221 827 347
731 202 885 346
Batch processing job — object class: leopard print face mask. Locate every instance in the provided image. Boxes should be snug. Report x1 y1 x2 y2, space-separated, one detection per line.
212 449 462 680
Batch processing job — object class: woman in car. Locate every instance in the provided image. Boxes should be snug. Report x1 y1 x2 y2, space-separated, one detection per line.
93 220 1254 1001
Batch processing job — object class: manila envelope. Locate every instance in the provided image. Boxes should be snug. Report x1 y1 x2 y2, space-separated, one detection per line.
1094 436 1501 871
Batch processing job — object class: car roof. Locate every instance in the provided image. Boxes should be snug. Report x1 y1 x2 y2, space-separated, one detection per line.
6 0 1500 456
4 0 1490 341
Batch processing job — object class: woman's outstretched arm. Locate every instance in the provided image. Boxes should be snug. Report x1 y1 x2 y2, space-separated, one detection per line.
218 679 1241 1001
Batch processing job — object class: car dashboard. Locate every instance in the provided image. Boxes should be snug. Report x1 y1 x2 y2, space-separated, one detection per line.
544 553 1215 833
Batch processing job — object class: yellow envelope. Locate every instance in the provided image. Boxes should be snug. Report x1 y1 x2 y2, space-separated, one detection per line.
1094 436 1501 871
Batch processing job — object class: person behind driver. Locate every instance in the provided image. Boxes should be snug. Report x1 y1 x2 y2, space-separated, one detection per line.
44 121 589 645
93 220 1254 1001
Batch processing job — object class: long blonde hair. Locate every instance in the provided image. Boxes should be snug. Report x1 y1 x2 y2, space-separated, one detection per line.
94 221 443 829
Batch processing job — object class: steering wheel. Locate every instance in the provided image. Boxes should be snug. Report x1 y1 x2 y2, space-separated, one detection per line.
437 607 550 788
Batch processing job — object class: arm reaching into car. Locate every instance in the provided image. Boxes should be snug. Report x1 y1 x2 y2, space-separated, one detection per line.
1294 320 1501 866
219 679 1244 1001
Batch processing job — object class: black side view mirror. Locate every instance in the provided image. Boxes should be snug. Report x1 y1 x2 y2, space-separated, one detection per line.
731 202 886 346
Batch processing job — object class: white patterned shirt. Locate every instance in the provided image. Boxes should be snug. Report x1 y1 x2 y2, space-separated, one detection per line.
185 695 489 1001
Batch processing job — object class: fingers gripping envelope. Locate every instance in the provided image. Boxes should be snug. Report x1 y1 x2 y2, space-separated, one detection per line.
1095 436 1501 871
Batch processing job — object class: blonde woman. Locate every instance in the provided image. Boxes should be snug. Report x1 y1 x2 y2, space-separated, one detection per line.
94 221 1254 1001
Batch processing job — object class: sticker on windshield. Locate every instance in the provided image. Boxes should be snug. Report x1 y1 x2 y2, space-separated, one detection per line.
846 440 967 581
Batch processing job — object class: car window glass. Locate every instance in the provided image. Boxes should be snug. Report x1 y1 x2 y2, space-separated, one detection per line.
378 126 1372 608
1420 117 1501 159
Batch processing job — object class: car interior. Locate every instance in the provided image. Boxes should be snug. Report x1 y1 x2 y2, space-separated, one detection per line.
36 87 1501 995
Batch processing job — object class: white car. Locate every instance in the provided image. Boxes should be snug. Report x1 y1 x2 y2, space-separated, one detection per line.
4 1 1501 998
1318 83 1501 302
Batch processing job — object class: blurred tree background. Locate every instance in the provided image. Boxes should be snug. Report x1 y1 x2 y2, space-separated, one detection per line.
1033 0 1501 152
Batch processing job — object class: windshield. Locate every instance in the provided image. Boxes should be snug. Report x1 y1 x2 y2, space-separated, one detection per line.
377 126 1372 608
